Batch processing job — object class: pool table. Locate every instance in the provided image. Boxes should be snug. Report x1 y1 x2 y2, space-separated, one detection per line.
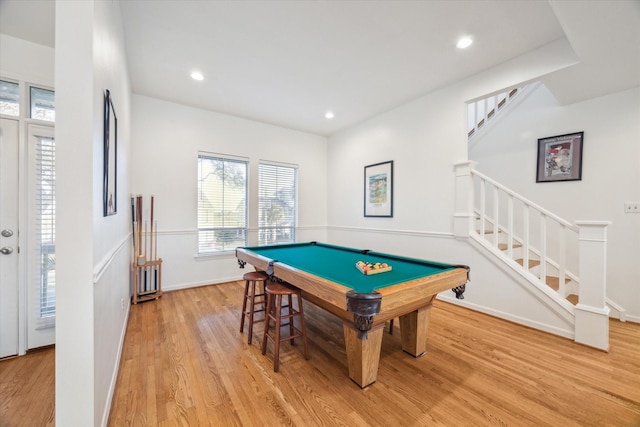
236 241 469 388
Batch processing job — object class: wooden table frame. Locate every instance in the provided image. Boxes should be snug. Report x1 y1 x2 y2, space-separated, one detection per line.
236 247 468 388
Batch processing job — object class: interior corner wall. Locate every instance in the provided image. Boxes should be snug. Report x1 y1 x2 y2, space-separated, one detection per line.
130 95 328 291
56 1 132 426
326 37 578 243
92 2 132 426
469 84 640 322
55 1 96 425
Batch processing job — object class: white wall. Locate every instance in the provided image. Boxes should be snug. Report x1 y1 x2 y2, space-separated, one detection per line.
130 95 328 290
325 37 594 336
327 38 578 234
55 1 132 426
0 34 54 87
92 2 133 425
470 84 640 322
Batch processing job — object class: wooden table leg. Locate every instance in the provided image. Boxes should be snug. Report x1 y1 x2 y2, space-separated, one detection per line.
343 322 384 388
399 302 433 357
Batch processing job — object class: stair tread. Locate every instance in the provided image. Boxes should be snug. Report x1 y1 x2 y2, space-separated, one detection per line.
545 276 572 291
478 229 502 235
498 243 522 250
542 276 579 305
515 258 540 268
566 294 579 305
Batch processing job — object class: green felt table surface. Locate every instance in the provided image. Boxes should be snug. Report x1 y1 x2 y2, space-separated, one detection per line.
240 242 457 294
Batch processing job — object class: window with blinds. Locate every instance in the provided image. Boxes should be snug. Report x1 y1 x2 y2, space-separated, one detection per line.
35 135 56 318
197 154 248 253
258 163 297 245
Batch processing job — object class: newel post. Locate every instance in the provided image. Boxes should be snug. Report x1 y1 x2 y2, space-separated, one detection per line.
574 221 611 351
453 161 477 239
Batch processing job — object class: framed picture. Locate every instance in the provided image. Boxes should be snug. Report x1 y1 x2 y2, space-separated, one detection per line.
103 89 117 216
364 160 393 217
536 132 583 183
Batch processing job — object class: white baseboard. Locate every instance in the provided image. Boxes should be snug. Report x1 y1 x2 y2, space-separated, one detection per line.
163 276 242 292
437 293 574 340
100 303 130 427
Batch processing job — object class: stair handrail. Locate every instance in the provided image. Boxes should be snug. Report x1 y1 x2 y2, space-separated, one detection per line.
456 160 610 350
468 86 528 139
471 169 578 233
470 168 581 301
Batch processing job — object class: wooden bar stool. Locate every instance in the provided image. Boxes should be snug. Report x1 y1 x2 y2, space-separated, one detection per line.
240 271 269 345
261 281 309 372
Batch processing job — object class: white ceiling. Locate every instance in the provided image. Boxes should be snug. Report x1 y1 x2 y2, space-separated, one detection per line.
2 1 639 136
119 0 567 136
0 0 55 48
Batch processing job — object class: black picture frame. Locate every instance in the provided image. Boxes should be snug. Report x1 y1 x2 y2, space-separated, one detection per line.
536 132 583 183
364 160 393 217
103 89 117 216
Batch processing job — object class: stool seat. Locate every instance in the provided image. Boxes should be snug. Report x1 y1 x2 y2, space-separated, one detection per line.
261 281 309 372
264 281 295 295
243 271 268 281
240 271 269 345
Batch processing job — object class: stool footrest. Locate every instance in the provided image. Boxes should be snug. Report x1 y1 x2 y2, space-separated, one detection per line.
261 285 310 372
240 276 269 345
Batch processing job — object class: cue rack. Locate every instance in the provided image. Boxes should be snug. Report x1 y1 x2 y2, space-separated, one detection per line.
131 194 163 304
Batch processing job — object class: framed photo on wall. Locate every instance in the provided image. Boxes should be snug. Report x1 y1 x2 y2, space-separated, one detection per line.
536 132 583 183
103 89 117 216
364 160 393 217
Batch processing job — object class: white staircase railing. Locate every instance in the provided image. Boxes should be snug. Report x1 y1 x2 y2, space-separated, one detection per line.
453 162 611 350
472 169 580 299
467 86 526 139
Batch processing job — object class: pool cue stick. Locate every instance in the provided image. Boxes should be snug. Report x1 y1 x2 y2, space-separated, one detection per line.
136 195 142 258
144 220 148 291
145 220 148 261
150 195 154 261
147 196 155 291
133 221 138 295
133 220 137 263
139 195 143 256
154 220 158 262
149 194 158 291
130 196 136 250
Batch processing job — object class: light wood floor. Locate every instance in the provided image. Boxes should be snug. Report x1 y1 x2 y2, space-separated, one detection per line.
0 346 55 426
2 282 639 426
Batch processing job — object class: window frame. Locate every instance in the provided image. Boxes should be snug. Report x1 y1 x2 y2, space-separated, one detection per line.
197 152 249 254
258 161 298 246
31 130 56 321
29 85 56 123
0 79 20 118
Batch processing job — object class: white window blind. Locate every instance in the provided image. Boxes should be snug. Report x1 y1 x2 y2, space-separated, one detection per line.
197 154 248 253
35 135 56 319
258 163 297 245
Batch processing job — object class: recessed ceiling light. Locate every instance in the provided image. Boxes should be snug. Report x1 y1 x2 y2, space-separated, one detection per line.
457 36 473 49
325 111 335 119
190 71 204 81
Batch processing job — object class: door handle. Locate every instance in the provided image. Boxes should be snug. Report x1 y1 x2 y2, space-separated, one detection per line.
1 229 13 238
1 247 13 255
